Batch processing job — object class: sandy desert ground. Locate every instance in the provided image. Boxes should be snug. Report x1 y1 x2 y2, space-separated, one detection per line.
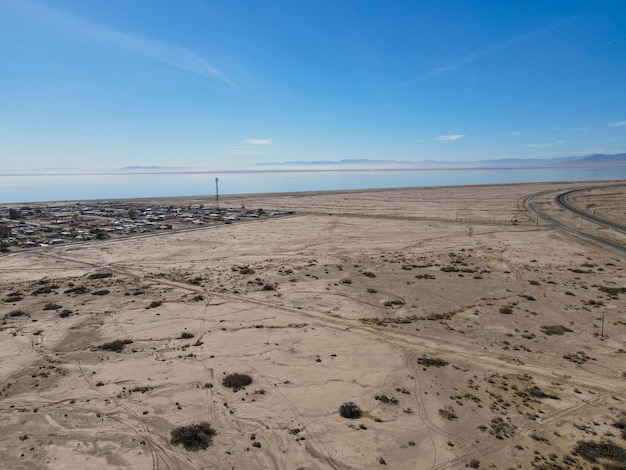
1 181 625 470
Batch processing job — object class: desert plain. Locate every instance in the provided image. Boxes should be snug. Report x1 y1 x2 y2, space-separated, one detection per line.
1 181 625 470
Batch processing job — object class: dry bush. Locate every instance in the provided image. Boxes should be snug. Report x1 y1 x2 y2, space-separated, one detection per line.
573 440 626 465
99 339 133 353
541 325 573 336
418 357 449 368
339 402 362 419
170 422 216 451
88 272 113 280
222 373 252 391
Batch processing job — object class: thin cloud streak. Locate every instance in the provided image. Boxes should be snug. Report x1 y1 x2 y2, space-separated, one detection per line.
437 134 464 141
609 121 626 127
5 0 236 87
244 139 274 145
400 16 577 86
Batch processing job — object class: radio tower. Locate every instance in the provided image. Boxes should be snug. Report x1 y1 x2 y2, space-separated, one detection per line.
215 177 220 210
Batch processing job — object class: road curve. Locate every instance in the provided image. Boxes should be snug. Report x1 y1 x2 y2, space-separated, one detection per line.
556 185 626 234
525 183 626 255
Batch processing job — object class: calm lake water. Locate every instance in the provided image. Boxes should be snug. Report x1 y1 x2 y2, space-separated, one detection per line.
1 167 625 204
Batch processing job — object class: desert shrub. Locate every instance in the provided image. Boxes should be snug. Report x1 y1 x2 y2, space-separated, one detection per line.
499 306 513 315
180 332 194 339
43 303 62 310
99 339 133 353
573 440 626 464
383 299 404 307
612 419 626 440
146 300 163 309
222 373 252 391
366 288 378 293
415 273 436 280
375 394 399 406
58 309 72 318
7 310 27 317
529 280 540 285
339 402 362 419
362 271 376 278
91 289 110 296
170 422 216 451
439 406 458 420
32 285 58 295
64 286 88 294
3 292 23 302
526 386 559 400
418 357 448 367
261 284 275 291
238 266 255 275
88 272 113 280
467 459 480 468
441 266 460 272
339 278 352 285
541 325 573 336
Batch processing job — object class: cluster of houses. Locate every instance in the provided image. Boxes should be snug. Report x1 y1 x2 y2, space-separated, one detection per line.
0 201 291 250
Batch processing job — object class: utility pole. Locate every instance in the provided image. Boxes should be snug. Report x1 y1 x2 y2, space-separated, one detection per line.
215 178 220 210
601 311 605 339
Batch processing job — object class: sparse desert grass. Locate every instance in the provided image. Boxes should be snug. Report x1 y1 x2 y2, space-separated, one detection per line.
170 422 216 451
222 373 252 391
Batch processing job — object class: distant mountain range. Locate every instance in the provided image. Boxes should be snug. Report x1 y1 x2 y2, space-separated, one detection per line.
253 153 626 168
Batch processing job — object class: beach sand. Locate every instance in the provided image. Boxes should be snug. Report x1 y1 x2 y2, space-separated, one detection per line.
1 181 625 469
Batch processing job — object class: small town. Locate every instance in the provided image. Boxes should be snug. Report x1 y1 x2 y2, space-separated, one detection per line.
0 200 293 251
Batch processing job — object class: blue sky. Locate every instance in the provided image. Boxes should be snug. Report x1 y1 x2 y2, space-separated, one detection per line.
1 0 625 169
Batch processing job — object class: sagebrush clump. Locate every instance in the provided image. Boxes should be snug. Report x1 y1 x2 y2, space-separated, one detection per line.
339 402 362 419
222 373 252 391
170 422 216 451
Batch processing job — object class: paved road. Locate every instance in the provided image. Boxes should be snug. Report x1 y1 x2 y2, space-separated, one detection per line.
556 185 626 234
525 183 626 255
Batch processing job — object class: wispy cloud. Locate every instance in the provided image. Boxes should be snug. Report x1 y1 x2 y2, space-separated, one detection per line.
437 134 465 141
400 16 577 85
524 140 564 148
229 138 275 155
609 120 626 127
5 0 236 87
571 127 590 131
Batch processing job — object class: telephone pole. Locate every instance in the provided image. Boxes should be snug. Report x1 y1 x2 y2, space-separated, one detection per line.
215 178 220 210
